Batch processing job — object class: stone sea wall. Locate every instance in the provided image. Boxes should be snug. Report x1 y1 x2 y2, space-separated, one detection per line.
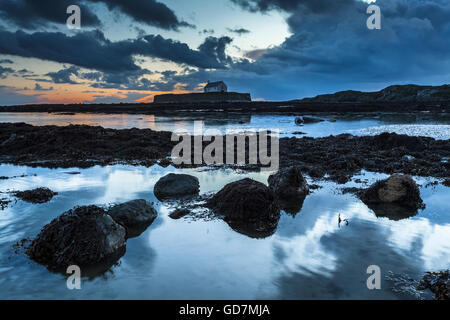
154 92 251 103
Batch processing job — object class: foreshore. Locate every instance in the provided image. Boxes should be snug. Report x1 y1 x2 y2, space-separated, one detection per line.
0 123 448 185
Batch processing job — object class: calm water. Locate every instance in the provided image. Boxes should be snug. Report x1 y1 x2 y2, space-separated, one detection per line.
1 112 450 139
0 112 449 299
0 164 449 299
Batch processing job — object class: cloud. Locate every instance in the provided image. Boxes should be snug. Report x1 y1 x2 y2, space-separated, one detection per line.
198 36 234 66
46 66 80 84
244 48 268 60
0 65 14 78
33 83 53 91
87 0 194 30
230 0 353 13
0 29 233 74
219 0 450 99
85 92 149 104
227 27 251 35
0 85 44 106
200 29 215 35
0 0 191 31
0 0 101 29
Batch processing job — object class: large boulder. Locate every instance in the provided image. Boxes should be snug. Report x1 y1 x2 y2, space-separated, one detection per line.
359 174 425 220
26 205 126 272
268 167 309 215
154 173 200 200
207 178 280 238
15 187 57 204
108 199 157 238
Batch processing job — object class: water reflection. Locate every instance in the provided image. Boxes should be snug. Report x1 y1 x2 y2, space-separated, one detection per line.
0 164 449 299
1 112 449 139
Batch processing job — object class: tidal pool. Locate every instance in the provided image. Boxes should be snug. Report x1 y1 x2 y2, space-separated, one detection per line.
0 164 448 299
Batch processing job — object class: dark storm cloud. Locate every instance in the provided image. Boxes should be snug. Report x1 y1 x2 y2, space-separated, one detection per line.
0 0 191 31
198 36 234 66
142 35 232 69
87 0 194 30
46 66 80 84
0 29 233 74
80 71 103 81
230 0 354 13
0 0 100 29
219 0 450 99
227 28 251 35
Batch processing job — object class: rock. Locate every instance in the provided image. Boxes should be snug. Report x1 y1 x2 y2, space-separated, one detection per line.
0 133 16 147
295 117 304 125
14 187 57 204
26 205 126 272
1 198 11 210
373 132 426 152
169 208 190 220
359 174 425 220
295 116 324 125
207 178 280 238
417 270 449 300
303 116 324 124
334 175 351 185
268 167 309 215
154 173 200 200
443 179 450 187
107 199 157 238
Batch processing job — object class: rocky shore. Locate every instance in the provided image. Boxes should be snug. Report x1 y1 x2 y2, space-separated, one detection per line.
0 123 174 168
1 123 448 185
279 132 450 183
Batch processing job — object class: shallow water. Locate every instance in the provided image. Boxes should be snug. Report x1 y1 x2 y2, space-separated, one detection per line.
1 112 450 139
0 164 448 299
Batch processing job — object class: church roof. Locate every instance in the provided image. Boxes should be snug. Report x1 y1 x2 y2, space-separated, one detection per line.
205 81 226 88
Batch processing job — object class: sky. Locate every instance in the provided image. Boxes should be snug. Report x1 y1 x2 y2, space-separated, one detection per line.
0 0 449 105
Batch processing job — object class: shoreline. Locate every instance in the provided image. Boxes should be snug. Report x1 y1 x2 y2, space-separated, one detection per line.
1 101 450 116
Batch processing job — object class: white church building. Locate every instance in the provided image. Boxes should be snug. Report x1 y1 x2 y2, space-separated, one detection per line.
204 81 228 93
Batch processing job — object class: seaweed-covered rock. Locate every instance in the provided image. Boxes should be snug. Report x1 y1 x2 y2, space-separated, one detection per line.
107 199 157 238
417 270 449 300
15 187 57 204
373 132 427 152
207 178 280 238
359 174 424 220
169 208 190 220
26 205 126 271
268 167 309 215
154 173 200 200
